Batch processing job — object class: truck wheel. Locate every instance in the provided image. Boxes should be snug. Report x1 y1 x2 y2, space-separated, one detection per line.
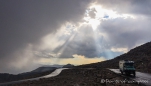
125 72 129 76
121 71 123 75
133 72 136 77
120 70 123 75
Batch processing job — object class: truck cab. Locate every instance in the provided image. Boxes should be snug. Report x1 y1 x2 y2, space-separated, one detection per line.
119 60 135 77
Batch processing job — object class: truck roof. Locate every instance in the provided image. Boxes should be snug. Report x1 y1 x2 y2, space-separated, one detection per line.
119 60 134 63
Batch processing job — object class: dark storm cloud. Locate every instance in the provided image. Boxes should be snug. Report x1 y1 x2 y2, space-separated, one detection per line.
96 0 151 16
126 0 151 15
98 0 151 15
100 17 151 49
0 0 91 58
0 0 92 73
88 8 96 18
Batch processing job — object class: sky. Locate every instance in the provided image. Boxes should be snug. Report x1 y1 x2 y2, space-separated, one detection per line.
0 0 151 74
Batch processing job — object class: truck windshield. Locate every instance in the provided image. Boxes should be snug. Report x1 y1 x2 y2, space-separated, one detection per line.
124 63 134 67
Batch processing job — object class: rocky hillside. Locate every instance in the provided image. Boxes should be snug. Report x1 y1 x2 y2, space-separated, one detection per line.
76 42 151 73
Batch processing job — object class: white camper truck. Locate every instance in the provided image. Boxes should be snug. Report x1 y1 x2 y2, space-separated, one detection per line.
119 60 135 77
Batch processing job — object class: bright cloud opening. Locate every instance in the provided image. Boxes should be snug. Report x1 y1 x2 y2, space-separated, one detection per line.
83 4 136 31
111 47 128 53
37 54 106 65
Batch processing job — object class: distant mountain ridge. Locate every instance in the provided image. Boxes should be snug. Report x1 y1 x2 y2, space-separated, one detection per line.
0 64 75 83
42 64 64 68
31 67 56 73
62 64 74 68
0 67 57 83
